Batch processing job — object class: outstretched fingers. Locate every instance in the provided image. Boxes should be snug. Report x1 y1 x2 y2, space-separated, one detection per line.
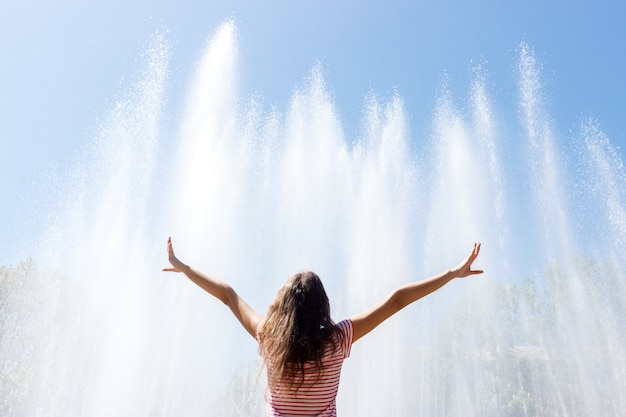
454 242 484 278
468 242 483 275
163 236 184 273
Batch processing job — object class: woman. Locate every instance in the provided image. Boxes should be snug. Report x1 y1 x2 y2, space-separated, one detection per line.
163 237 483 416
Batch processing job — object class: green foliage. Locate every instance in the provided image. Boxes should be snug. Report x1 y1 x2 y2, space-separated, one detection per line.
2 255 624 416
419 254 626 417
211 361 265 417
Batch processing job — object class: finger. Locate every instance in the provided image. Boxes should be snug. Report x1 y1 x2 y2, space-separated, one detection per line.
468 243 481 263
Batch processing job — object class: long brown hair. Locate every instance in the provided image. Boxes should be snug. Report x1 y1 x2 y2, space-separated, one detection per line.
259 271 343 390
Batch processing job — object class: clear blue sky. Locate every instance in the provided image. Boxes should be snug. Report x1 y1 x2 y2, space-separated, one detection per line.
1 0 625 265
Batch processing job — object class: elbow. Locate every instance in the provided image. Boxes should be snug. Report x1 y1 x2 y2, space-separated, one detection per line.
221 286 237 307
389 290 409 313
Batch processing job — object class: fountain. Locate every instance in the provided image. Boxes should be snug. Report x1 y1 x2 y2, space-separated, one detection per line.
1 21 625 416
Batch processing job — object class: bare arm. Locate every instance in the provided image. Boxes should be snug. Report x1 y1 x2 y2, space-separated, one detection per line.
350 242 483 343
162 237 263 339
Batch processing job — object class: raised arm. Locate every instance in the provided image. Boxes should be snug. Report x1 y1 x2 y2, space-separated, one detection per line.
350 242 483 343
162 237 263 339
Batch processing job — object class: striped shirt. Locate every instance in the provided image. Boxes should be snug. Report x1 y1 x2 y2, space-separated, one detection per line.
262 319 353 417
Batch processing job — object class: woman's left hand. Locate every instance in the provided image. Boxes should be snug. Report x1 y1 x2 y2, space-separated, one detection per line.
162 237 188 273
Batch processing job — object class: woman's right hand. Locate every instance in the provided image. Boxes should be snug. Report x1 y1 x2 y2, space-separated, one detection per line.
451 242 483 278
162 237 188 273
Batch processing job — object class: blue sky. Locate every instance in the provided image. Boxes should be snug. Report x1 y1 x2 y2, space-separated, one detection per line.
1 0 625 265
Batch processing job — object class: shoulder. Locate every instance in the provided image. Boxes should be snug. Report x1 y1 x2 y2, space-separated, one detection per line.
336 318 353 334
256 319 265 339
334 319 354 357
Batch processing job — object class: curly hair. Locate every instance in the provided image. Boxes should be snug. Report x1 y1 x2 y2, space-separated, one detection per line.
258 271 344 391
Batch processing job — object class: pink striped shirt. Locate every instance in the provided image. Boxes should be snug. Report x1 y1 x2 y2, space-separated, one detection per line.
262 319 353 417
